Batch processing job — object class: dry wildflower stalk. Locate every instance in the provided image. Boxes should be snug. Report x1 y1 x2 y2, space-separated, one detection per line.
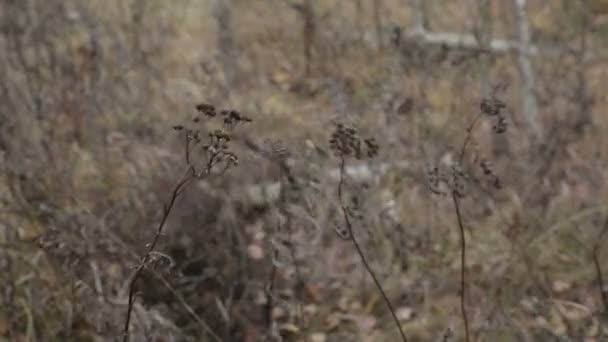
122 103 252 342
328 123 408 342
593 216 608 314
427 93 509 342
250 138 303 329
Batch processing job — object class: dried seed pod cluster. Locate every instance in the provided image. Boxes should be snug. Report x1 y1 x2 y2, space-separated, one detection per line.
173 103 252 175
346 195 365 220
449 165 469 198
479 158 502 190
426 165 470 198
428 95 509 198
329 123 379 160
480 96 508 134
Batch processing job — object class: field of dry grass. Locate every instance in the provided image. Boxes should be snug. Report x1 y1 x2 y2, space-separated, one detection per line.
1 1 608 341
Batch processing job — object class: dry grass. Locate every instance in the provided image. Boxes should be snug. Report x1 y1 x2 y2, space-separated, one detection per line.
1 0 608 341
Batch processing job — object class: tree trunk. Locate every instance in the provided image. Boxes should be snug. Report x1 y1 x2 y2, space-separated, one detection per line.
513 0 542 141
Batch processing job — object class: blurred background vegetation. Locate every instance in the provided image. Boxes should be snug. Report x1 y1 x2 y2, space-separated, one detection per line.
1 0 608 341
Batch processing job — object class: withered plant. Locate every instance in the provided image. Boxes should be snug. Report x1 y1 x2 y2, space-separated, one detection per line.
328 122 409 342
593 216 608 315
122 104 252 342
427 93 509 342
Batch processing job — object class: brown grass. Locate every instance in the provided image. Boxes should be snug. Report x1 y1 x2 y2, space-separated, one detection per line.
1 1 608 341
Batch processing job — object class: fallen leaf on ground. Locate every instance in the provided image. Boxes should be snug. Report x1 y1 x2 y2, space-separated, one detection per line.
396 306 414 321
310 332 326 342
247 244 264 260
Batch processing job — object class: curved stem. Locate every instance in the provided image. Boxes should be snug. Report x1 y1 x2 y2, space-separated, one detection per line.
459 113 483 165
593 216 608 314
338 157 409 342
451 191 471 342
122 167 221 342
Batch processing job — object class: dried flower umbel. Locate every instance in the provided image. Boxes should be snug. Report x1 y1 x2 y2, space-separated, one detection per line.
329 123 379 160
427 95 509 198
480 95 508 134
123 103 252 342
173 103 252 176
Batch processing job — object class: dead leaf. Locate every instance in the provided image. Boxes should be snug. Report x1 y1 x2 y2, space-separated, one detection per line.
17 218 43 241
272 307 286 320
338 296 349 311
310 332 326 342
247 244 264 260
333 313 377 333
552 280 571 293
271 70 291 91
254 290 268 306
303 304 318 316
349 300 363 312
278 323 300 334
554 299 592 321
396 307 414 321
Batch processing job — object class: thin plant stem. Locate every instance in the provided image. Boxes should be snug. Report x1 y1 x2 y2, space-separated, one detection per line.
459 113 483 164
451 191 471 342
338 157 409 342
122 166 222 342
593 216 608 314
265 216 280 328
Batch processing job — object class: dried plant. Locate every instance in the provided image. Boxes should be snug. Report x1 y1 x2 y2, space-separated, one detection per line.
248 137 302 329
122 103 252 342
427 93 510 342
328 122 408 342
593 216 608 315
3 2 608 341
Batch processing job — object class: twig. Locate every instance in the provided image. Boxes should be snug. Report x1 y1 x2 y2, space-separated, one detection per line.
459 113 483 165
123 110 249 341
265 214 280 328
593 216 608 314
337 157 409 342
451 192 471 342
264 144 304 328
122 166 211 342
1 232 17 340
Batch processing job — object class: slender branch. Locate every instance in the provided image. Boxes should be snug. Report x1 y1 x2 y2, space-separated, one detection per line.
261 141 304 329
593 216 608 314
122 105 251 341
459 113 483 165
338 157 409 342
122 166 223 342
185 134 191 165
451 192 471 342
266 246 279 327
